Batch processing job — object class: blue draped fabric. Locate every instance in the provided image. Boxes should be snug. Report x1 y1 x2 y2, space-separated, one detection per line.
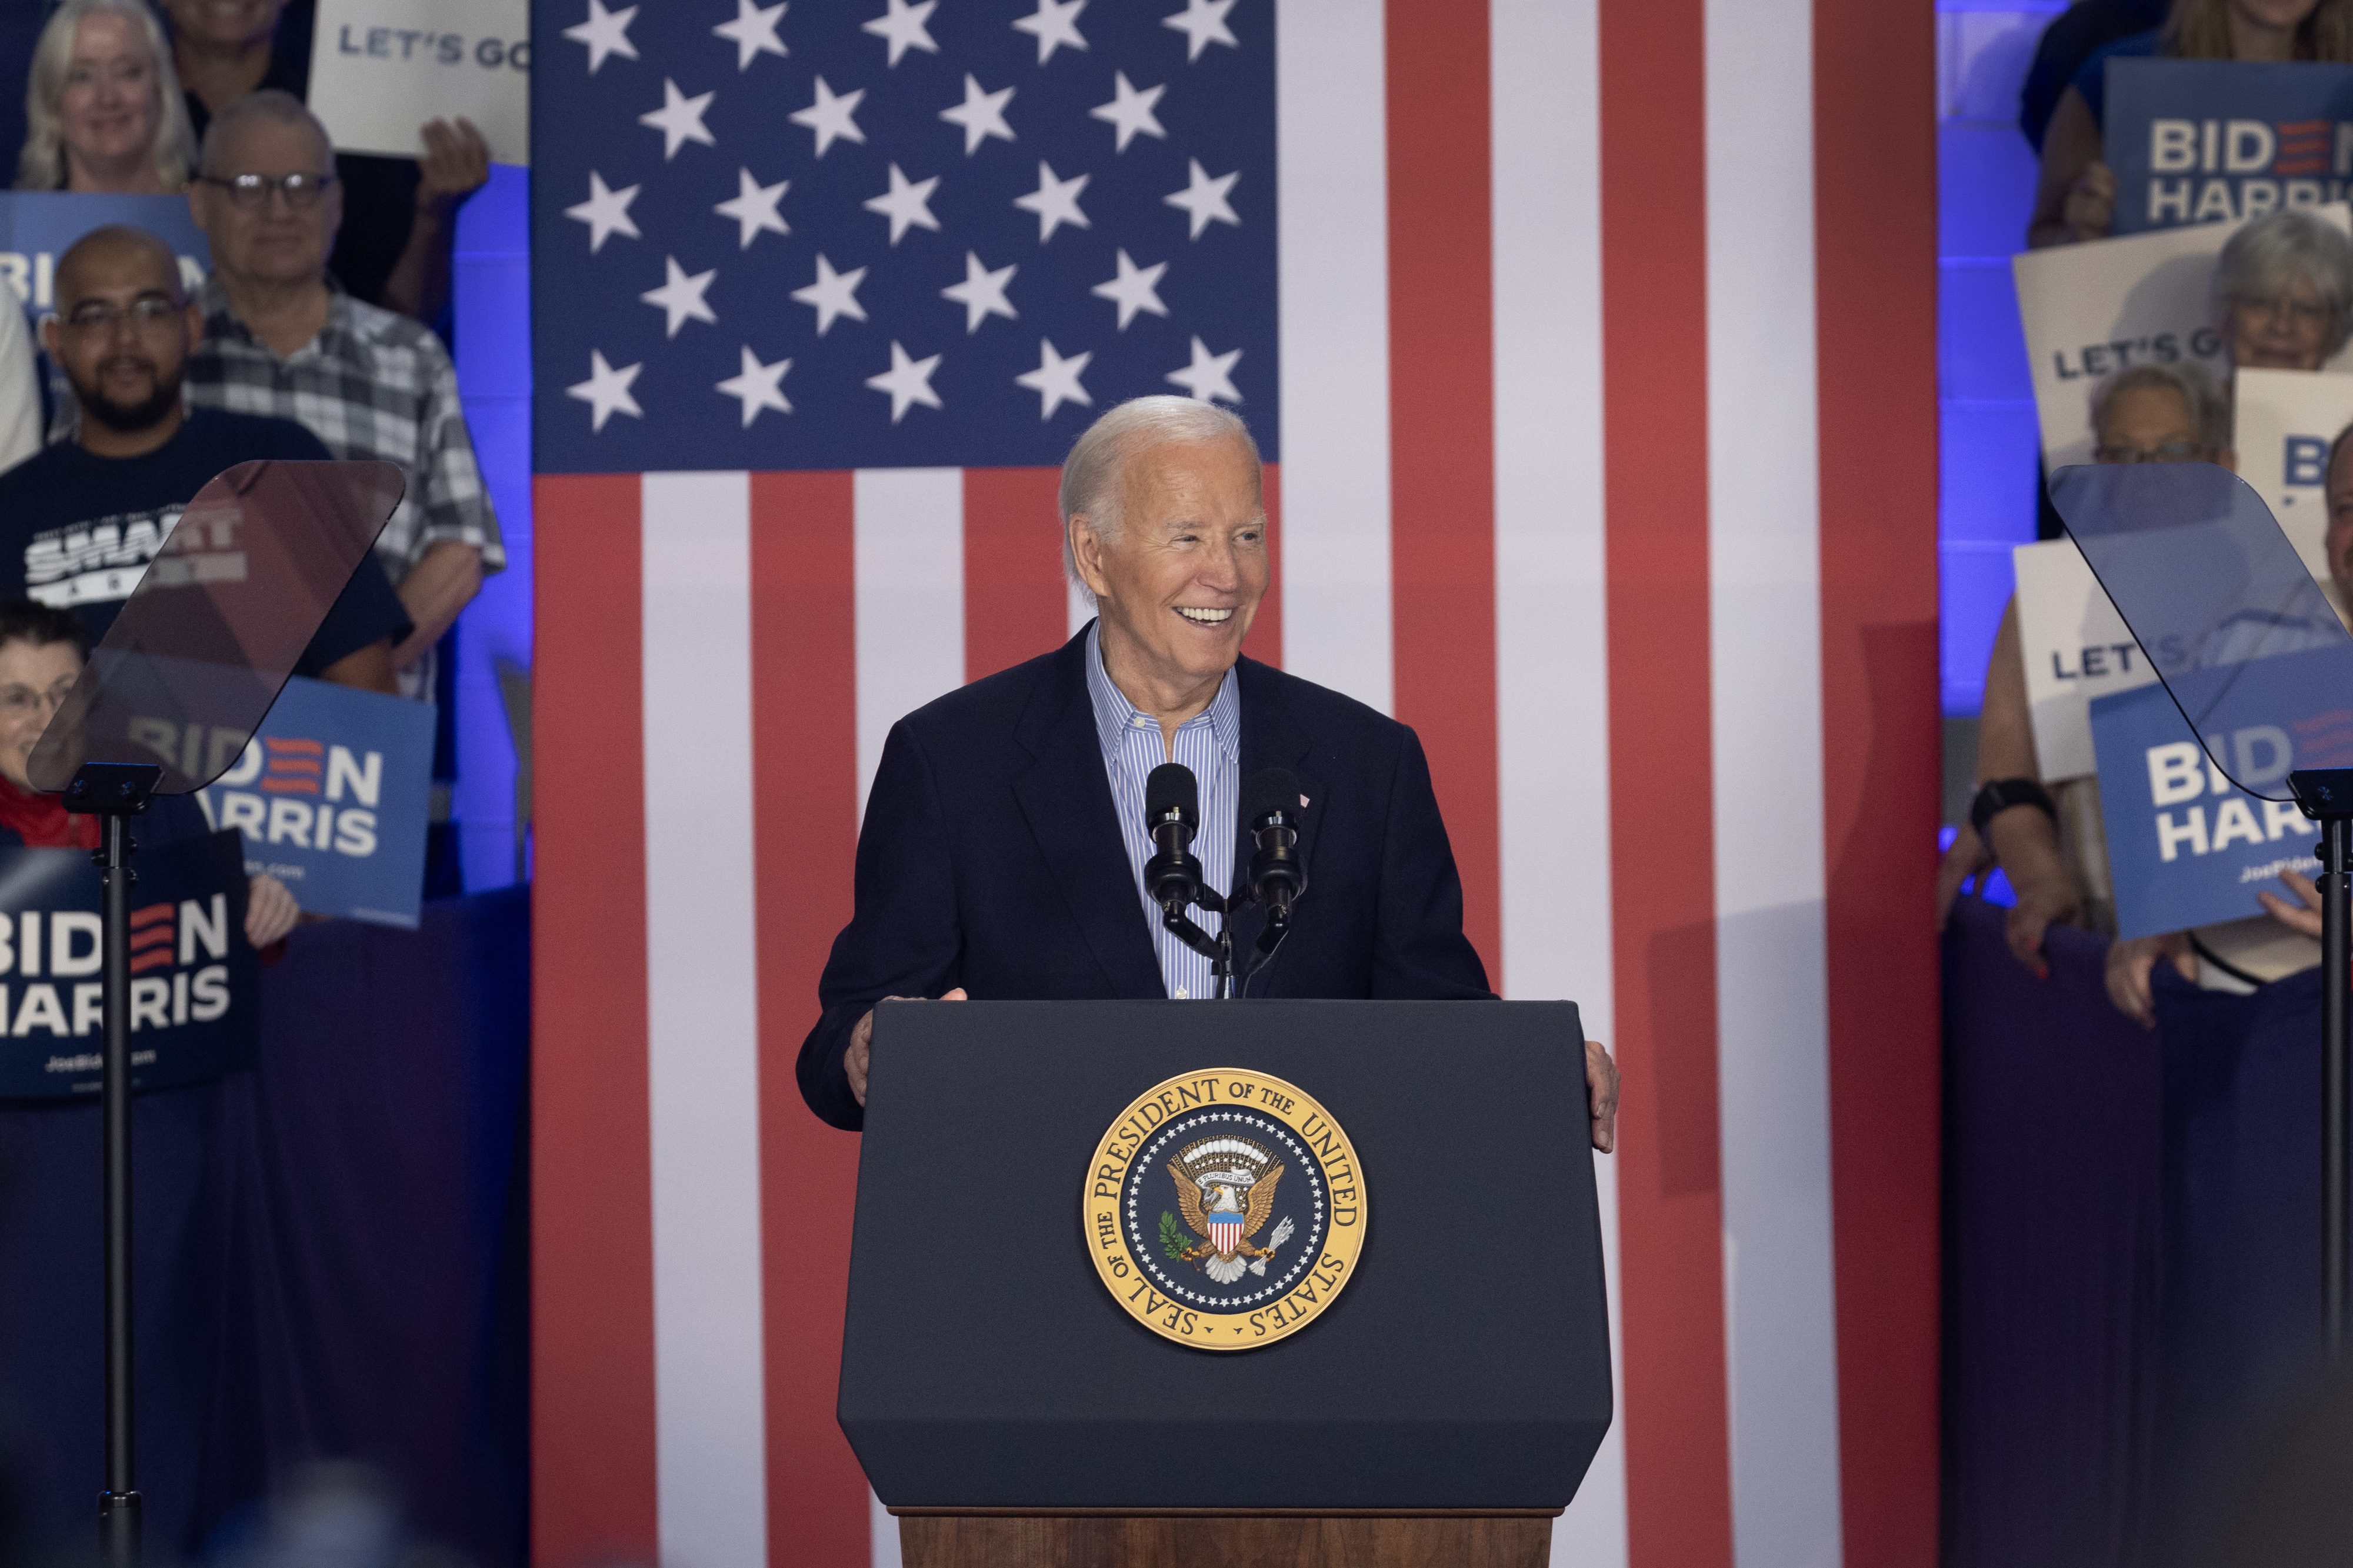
0 888 528 1566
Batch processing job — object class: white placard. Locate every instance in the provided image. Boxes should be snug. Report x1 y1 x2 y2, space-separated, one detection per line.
2232 366 2353 586
306 0 529 166
2014 538 2158 782
2012 205 2353 470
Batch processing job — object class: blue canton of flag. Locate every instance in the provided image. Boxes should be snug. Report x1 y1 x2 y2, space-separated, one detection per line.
529 0 1279 473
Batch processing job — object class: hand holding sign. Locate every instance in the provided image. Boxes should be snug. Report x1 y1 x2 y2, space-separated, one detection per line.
415 117 490 219
308 0 529 166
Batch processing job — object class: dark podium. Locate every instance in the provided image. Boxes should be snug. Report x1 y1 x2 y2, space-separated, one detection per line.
839 999 1612 1567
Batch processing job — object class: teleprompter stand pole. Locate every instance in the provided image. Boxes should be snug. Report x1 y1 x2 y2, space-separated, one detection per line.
2291 769 2353 1359
66 761 162 1568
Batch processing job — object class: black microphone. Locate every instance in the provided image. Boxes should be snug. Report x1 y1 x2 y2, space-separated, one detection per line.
1142 762 1204 911
1244 767 1308 921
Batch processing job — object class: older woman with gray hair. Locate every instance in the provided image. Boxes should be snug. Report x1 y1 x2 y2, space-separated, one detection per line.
2213 206 2353 372
15 0 198 193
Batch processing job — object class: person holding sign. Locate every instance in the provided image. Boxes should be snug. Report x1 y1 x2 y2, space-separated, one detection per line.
0 598 298 946
163 0 486 327
14 0 199 194
2027 0 2351 249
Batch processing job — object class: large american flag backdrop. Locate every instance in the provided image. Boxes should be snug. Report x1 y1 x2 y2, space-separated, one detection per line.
527 1 1938 1565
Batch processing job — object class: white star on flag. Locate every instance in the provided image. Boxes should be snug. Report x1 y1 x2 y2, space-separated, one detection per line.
1012 0 1088 64
1166 335 1241 402
641 256 719 337
565 171 639 252
791 76 866 156
866 341 944 422
792 253 868 334
568 350 642 431
716 345 792 426
1165 158 1239 238
1091 249 1168 329
941 252 1018 333
715 168 789 249
862 0 938 66
1089 72 1166 152
940 75 1016 156
712 0 787 70
639 79 715 159
1015 338 1092 418
1014 161 1091 242
864 163 942 244
1162 0 1238 61
563 0 638 72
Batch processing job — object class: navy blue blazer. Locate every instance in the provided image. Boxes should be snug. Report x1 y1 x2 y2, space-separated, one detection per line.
795 626 1494 1129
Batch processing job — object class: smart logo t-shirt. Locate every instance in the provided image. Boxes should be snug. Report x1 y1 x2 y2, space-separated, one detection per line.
0 408 411 672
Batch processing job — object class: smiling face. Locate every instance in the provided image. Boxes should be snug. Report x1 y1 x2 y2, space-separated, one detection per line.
0 638 82 793
2224 275 2334 371
192 111 341 291
161 0 286 51
58 12 161 182
1070 435 1268 711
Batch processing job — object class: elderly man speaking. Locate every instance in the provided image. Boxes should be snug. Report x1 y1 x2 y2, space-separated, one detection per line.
795 398 1619 1146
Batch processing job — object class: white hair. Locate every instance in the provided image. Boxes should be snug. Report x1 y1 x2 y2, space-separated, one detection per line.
1058 396 1260 597
2214 208 2353 359
199 88 332 176
2088 360 2232 452
17 0 197 192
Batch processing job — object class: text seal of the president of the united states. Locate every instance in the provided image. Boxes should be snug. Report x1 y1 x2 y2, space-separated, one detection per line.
1084 1069 1366 1351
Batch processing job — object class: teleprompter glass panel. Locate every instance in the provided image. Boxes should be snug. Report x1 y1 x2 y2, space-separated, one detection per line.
26 460 405 796
2050 461 2353 803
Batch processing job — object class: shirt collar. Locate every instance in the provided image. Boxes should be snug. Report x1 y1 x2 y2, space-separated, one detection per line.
1084 620 1239 765
196 272 353 358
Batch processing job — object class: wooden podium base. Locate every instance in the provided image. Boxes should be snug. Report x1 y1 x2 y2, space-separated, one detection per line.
893 1507 1560 1568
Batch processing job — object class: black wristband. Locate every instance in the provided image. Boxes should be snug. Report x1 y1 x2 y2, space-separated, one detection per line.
1970 777 2057 840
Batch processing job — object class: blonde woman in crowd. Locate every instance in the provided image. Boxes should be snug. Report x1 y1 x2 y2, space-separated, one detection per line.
15 0 198 194
2029 0 2352 248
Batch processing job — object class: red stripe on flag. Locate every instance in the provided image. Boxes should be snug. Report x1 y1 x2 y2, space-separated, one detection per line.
750 471 869 1568
1385 1 1499 975
1244 461 1282 669
531 473 658 1567
1814 0 1943 1558
964 466 1069 681
1600 2 1737 1563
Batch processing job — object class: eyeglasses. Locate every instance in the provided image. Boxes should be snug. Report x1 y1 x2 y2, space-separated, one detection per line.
60 295 179 333
2094 439 2210 465
2232 293 2332 332
0 682 74 719
198 171 336 209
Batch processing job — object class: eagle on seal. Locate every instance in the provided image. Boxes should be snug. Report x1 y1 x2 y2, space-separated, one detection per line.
1168 1136 1296 1285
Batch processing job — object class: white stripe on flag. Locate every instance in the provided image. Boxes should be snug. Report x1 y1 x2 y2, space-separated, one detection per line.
855 469 966 820
1277 0 1394 716
1702 0 1847 1560
642 471 769 1568
1488 2 1627 1564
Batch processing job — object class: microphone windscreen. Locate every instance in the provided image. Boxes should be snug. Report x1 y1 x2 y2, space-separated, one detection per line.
1145 762 1199 825
1244 766 1300 825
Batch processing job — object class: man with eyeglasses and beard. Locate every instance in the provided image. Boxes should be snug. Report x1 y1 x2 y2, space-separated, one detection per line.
0 223 409 690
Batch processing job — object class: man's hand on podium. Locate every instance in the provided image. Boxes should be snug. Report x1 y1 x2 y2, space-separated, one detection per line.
847 989 969 1108
1586 1039 1619 1153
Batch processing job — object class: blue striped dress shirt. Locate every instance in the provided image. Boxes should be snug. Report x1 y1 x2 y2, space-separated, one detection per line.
1085 623 1239 1000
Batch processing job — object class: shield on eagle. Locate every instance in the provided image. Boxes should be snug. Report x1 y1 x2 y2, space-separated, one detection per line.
1167 1135 1292 1285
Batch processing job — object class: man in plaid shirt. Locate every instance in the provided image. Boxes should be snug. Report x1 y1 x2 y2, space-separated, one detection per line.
184 90 504 700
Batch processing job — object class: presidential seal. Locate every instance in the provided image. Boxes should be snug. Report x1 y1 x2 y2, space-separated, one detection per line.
1084 1069 1365 1351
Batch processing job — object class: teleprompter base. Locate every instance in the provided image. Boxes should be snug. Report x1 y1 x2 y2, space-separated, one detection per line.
894 1507 1560 1568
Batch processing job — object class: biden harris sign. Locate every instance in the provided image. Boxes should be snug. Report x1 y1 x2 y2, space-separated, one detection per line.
2107 59 2353 235
2089 658 2353 940
192 677 435 930
0 830 258 1100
